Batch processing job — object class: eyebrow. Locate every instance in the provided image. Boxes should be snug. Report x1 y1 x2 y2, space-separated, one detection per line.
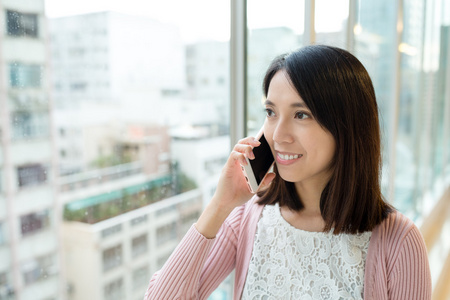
264 99 309 109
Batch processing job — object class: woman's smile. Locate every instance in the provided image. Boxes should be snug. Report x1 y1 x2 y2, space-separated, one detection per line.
275 151 303 165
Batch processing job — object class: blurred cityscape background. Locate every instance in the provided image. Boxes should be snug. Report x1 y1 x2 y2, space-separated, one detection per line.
0 0 449 299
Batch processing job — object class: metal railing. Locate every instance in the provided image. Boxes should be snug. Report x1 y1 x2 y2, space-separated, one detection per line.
59 161 143 192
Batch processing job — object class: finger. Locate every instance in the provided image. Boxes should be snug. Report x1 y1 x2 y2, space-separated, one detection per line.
229 150 248 166
237 136 261 147
233 144 255 159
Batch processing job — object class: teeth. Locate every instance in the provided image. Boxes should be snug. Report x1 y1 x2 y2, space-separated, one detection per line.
278 153 301 160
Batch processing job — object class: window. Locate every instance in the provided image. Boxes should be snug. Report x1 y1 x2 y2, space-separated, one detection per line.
246 0 304 134
102 245 122 272
100 224 122 239
156 222 177 245
17 164 47 187
11 110 50 140
354 0 398 199
103 277 124 300
130 215 147 226
0 223 5 245
0 272 7 286
0 272 14 298
132 265 149 289
22 254 55 286
314 0 348 48
6 10 38 38
9 63 42 88
20 210 50 236
131 234 148 257
157 253 171 270
155 204 177 217
70 82 87 91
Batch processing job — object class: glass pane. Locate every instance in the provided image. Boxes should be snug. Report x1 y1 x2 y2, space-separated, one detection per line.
394 0 427 216
353 0 398 199
2 0 230 299
395 0 450 217
246 0 305 135
315 0 349 48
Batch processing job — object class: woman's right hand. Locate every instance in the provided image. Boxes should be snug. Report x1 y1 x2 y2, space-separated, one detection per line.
195 136 275 238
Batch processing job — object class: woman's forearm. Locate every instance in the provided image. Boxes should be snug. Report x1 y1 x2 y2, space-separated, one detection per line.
195 197 235 239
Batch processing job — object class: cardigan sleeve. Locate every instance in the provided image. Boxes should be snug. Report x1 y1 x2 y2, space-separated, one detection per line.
143 204 245 300
387 224 432 300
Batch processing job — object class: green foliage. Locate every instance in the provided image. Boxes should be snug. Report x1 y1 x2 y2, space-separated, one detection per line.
63 170 197 224
90 154 132 169
176 173 197 193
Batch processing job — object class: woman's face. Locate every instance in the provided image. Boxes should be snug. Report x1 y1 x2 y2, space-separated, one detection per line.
264 70 336 188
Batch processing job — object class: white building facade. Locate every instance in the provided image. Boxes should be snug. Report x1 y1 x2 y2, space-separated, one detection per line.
49 12 186 174
62 189 203 300
0 0 62 299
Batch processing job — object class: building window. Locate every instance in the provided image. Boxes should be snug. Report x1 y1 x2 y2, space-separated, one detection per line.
156 222 177 245
103 277 124 300
100 224 122 239
17 164 47 187
0 272 14 298
181 212 201 227
11 111 50 140
155 204 176 217
6 10 38 38
20 210 50 236
22 254 55 286
9 63 42 88
131 234 148 258
130 215 147 226
157 252 171 270
0 272 7 286
70 82 87 91
132 265 149 289
0 223 5 245
102 245 122 272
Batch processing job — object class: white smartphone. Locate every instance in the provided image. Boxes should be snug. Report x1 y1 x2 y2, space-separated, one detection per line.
240 128 275 193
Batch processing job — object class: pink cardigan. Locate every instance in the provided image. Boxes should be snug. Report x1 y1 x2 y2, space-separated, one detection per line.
144 197 431 299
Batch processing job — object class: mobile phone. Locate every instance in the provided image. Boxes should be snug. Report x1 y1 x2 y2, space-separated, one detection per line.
241 129 275 193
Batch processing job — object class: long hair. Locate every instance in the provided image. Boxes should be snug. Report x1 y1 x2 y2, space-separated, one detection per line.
257 45 394 234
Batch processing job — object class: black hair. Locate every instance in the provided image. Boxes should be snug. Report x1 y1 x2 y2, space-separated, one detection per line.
257 45 394 234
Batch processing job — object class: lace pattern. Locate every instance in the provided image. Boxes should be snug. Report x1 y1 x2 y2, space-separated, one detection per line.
241 203 371 300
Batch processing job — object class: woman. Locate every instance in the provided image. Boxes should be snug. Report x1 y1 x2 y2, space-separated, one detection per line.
144 45 431 299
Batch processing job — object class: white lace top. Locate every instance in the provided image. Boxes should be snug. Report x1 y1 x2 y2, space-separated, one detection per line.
241 203 372 300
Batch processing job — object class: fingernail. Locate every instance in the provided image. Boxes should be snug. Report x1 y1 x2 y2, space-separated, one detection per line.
250 152 255 159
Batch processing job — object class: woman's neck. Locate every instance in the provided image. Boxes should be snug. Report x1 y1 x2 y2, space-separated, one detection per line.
294 180 325 215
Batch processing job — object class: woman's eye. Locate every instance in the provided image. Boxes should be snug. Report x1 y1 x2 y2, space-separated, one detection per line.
295 112 310 119
265 109 275 117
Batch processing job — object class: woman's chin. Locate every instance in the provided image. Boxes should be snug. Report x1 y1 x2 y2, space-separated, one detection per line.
277 171 301 184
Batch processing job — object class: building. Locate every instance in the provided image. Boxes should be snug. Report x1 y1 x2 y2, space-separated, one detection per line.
185 41 230 128
171 127 229 206
49 11 185 108
62 188 203 300
49 11 186 174
0 0 62 299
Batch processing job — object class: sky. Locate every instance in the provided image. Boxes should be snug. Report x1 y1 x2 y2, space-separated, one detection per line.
44 0 349 43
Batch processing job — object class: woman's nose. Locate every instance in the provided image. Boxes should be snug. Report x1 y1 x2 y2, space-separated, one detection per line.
272 119 294 144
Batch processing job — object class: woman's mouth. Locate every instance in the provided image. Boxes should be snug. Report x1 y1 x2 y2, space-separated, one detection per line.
276 152 303 165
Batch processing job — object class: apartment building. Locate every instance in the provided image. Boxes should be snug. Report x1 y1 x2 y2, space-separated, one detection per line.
61 188 202 300
0 0 61 299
